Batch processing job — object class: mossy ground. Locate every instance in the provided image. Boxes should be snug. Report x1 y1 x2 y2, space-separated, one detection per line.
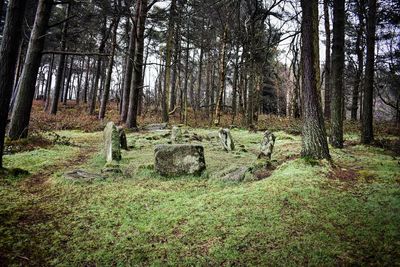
0 128 399 266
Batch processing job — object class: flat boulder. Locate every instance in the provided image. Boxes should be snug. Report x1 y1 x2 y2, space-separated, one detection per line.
155 144 206 176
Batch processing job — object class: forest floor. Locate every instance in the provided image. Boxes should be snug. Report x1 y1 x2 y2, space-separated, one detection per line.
1 117 400 266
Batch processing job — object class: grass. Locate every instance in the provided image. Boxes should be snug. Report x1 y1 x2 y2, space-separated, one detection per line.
0 128 399 266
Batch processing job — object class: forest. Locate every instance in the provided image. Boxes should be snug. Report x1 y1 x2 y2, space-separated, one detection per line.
0 0 399 265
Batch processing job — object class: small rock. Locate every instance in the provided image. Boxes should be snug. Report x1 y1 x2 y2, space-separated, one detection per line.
65 170 102 181
190 133 203 142
221 166 249 182
143 123 168 131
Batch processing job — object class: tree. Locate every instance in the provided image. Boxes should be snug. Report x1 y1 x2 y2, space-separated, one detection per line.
323 0 331 118
88 16 108 115
120 17 136 122
99 16 119 119
8 0 52 140
126 0 148 129
330 0 345 148
0 0 27 168
300 0 331 159
361 0 377 144
162 0 176 122
50 2 70 115
350 0 365 121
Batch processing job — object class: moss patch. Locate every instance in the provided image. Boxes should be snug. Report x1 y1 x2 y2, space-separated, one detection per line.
0 128 399 265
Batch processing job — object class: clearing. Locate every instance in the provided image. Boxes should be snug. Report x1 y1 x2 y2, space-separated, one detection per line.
0 127 399 266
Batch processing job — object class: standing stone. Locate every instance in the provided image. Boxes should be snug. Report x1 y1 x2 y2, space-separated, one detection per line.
118 127 128 150
154 144 206 176
219 128 235 151
258 130 276 160
171 126 182 143
103 122 121 163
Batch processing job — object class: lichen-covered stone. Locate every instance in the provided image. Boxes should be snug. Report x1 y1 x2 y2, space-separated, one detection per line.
258 130 276 160
219 128 235 151
221 166 249 182
154 144 206 176
171 126 182 143
103 122 121 163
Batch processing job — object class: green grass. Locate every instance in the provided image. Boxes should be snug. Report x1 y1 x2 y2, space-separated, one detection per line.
0 128 399 266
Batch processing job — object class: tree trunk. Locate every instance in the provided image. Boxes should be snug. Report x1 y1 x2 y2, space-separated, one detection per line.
323 0 331 119
351 0 365 121
330 0 345 148
205 52 211 118
232 44 239 116
183 32 190 125
170 8 181 112
162 0 176 122
300 0 331 159
8 0 52 140
139 33 151 116
99 17 119 119
361 0 376 144
76 57 84 105
88 16 107 115
196 45 204 111
0 0 27 168
120 17 136 122
214 25 228 126
82 57 90 103
63 55 74 105
49 2 70 114
126 0 147 129
44 54 54 111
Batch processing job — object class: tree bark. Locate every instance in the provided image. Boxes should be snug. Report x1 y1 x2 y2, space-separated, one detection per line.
8 0 52 140
63 55 74 105
323 0 331 119
183 30 190 125
0 0 27 168
82 57 90 103
232 44 240 116
330 0 345 148
76 56 84 105
162 0 176 122
99 17 119 119
44 54 54 111
170 7 181 112
300 0 331 159
351 0 365 121
361 0 376 144
50 2 70 114
214 25 228 126
88 16 107 115
126 0 147 129
196 45 204 111
120 16 136 122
